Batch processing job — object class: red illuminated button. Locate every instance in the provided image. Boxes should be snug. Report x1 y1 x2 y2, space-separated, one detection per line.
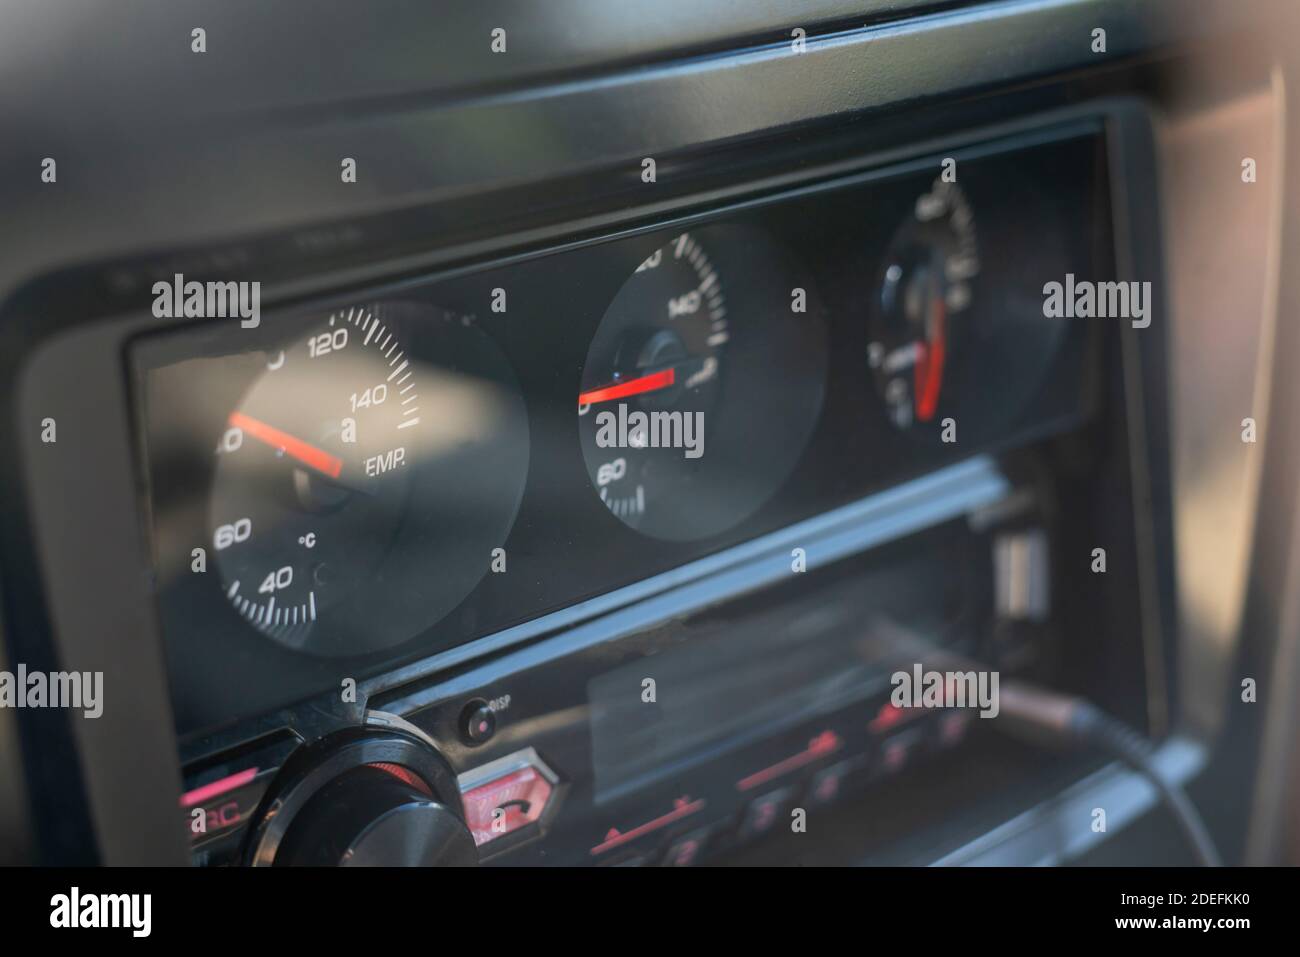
868 701 926 734
589 796 707 857
937 710 973 747
180 767 271 848
880 726 926 774
179 733 301 861
807 759 858 807
461 761 555 848
662 828 713 867
739 787 793 841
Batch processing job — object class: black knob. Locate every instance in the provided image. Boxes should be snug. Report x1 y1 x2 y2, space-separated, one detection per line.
247 729 476 867
274 764 476 866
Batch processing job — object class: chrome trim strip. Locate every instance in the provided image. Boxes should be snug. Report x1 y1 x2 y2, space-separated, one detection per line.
363 709 441 752
457 747 558 794
930 737 1207 866
366 455 1010 712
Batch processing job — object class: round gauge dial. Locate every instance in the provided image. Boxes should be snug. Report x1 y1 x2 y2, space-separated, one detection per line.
866 173 1073 443
208 302 528 656
868 178 980 433
577 232 726 529
578 225 827 542
210 307 416 642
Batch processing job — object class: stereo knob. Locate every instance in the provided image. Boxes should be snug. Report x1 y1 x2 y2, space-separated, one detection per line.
247 728 476 867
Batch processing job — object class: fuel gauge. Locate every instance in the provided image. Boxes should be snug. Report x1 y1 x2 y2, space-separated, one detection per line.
868 178 979 433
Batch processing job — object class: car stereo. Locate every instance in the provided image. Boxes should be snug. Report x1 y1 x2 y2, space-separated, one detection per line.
181 463 1063 866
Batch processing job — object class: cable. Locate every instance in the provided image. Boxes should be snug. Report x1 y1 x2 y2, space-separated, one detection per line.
866 618 1221 865
996 681 1221 867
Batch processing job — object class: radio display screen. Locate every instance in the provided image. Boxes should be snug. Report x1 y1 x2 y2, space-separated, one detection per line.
586 529 979 802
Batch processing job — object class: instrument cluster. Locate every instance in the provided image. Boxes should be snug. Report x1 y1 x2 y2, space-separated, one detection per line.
133 129 1108 738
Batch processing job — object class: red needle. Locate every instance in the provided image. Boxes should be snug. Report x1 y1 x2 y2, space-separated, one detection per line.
914 298 946 423
578 368 676 407
228 411 344 479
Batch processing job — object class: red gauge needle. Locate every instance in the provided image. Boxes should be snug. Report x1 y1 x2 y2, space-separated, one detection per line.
914 297 946 423
227 411 344 479
578 367 676 407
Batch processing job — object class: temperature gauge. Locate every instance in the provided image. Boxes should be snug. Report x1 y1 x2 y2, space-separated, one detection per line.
209 307 424 648
205 301 529 656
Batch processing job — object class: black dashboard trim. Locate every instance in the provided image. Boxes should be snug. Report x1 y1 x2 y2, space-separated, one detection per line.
0 1 1257 311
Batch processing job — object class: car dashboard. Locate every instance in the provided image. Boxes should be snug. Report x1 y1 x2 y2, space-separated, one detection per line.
1 0 1298 884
